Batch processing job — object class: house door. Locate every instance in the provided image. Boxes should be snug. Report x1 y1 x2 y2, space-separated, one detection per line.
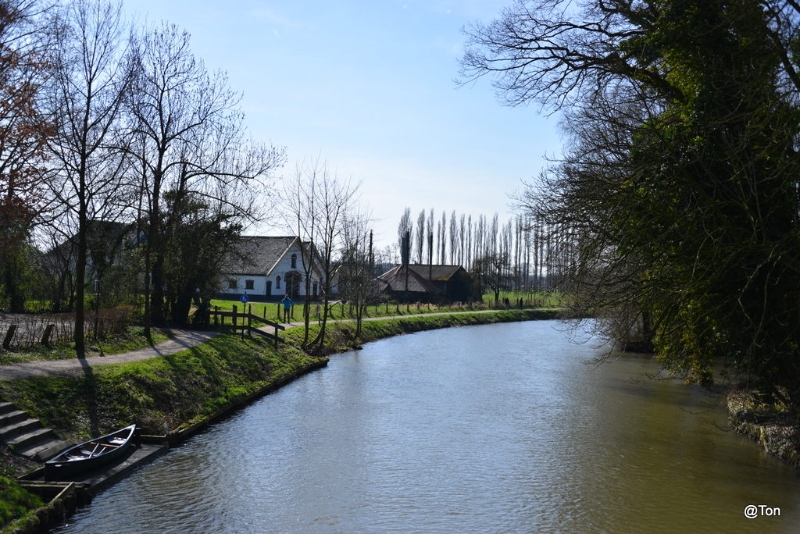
286 271 302 299
266 280 272 298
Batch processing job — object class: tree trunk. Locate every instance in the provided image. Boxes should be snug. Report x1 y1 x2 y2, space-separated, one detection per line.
74 223 86 357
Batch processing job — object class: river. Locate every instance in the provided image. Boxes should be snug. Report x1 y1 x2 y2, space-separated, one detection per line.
54 320 800 533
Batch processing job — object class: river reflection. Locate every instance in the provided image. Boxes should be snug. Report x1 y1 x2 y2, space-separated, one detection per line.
54 321 800 533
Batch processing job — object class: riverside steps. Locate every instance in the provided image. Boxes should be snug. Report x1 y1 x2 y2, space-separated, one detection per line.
0 401 73 461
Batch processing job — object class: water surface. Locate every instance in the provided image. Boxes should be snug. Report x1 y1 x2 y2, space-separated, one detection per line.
55 321 800 533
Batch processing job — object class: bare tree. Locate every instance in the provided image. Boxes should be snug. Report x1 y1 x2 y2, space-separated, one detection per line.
340 207 375 340
282 158 358 353
473 214 485 275
414 208 425 264
397 206 412 263
438 210 446 264
43 0 133 356
280 158 321 348
307 164 358 354
426 208 434 265
125 22 284 331
458 213 466 266
466 214 473 270
448 210 457 264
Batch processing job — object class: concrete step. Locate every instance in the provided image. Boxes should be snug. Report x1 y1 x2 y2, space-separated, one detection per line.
6 426 55 451
16 437 74 462
0 418 43 442
0 401 16 416
0 409 28 428
0 401 71 462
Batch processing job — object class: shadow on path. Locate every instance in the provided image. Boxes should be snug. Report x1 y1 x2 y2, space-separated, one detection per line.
0 330 219 381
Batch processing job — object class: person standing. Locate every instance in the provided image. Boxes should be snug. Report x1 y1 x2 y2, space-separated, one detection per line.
280 294 293 323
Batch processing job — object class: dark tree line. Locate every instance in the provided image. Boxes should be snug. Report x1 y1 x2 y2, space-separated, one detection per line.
461 0 800 403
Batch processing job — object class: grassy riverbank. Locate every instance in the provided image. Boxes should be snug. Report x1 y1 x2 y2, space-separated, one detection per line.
0 308 554 532
0 335 327 533
284 309 559 353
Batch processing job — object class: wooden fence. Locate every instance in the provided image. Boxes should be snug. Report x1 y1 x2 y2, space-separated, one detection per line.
208 305 285 348
1 308 136 349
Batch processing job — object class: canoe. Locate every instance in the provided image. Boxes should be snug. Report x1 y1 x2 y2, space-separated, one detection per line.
45 424 137 481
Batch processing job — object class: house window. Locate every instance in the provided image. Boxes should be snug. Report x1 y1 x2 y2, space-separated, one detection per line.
245 280 254 290
291 254 297 269
228 279 237 289
276 276 281 289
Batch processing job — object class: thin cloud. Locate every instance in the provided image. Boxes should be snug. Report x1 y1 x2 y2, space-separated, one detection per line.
249 8 296 29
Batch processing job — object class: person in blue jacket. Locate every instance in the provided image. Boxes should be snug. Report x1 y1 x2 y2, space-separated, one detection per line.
280 294 293 322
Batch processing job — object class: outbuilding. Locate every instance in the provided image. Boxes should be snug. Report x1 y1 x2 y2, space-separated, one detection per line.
377 264 475 303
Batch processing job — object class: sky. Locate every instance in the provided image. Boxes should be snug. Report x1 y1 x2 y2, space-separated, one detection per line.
125 0 563 251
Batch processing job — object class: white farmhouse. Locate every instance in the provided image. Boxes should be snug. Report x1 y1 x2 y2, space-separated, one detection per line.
218 236 324 301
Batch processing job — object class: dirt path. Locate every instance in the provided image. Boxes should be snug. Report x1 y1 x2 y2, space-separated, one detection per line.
0 330 218 381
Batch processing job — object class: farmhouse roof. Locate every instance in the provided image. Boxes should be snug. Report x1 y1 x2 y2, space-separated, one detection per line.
224 236 300 276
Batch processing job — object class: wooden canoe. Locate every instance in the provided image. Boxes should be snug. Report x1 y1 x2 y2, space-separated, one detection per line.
44 424 137 481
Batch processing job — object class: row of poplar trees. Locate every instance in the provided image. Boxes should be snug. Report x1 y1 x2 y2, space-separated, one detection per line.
0 0 284 355
461 1 800 405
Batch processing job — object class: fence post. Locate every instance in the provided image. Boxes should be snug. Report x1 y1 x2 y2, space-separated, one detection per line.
41 324 55 346
3 325 16 349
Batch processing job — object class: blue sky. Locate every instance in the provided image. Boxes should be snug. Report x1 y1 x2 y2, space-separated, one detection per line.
126 0 562 250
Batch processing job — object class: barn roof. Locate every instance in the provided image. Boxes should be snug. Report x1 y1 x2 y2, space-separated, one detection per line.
405 264 465 281
377 265 438 294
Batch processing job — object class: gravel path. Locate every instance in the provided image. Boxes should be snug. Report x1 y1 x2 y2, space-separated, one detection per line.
0 330 219 381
